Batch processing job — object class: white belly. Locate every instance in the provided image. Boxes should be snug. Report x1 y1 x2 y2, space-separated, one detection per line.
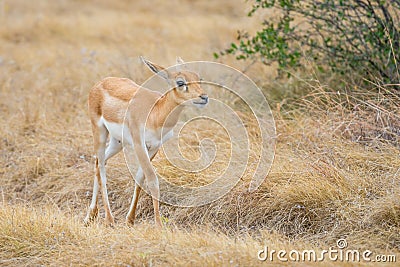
144 128 174 150
100 117 133 145
100 116 173 149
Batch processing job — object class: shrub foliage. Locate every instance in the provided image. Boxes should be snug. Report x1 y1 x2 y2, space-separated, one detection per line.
218 0 400 83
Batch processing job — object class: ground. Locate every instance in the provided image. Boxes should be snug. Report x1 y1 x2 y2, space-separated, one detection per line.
0 0 399 266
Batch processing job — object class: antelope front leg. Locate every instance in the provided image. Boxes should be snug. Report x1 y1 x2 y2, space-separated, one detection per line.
126 167 144 225
147 176 162 227
153 198 162 228
130 123 163 228
126 150 159 226
126 175 162 227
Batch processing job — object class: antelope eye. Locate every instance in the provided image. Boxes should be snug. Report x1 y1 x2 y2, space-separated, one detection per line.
176 80 185 87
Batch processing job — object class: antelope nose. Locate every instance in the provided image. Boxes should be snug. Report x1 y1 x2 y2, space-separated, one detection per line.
200 94 208 103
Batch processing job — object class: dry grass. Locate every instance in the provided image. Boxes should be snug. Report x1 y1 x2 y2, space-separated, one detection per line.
0 0 399 266
0 204 265 266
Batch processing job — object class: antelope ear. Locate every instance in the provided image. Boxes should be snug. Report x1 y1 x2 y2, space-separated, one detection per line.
141 56 170 80
176 57 185 64
175 57 188 72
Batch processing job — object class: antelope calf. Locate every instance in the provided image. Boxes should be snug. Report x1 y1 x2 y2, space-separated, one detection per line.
84 57 208 227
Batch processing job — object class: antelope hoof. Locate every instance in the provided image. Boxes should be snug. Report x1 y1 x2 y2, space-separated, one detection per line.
125 218 135 227
155 219 163 228
84 207 98 226
105 216 115 227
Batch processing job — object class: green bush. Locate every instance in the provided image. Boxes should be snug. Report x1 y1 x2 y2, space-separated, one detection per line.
217 0 400 85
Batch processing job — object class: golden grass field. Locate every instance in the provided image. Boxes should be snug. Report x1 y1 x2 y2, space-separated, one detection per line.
0 0 399 266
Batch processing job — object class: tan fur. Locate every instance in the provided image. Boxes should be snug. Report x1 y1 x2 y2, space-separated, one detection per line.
88 77 140 123
84 58 208 227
